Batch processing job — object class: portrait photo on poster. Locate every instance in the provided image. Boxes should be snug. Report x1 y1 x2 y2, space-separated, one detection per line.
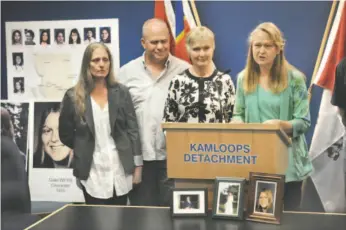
246 172 285 225
1 102 30 163
54 28 65 45
32 102 73 169
100 27 111 43
12 29 22 45
68 28 81 45
39 29 51 45
13 77 25 95
212 177 245 220
171 188 208 217
24 29 36 45
12 52 24 72
84 27 96 44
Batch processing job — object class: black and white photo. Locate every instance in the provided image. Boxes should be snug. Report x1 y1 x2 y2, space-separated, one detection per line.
12 52 24 72
84 27 96 44
100 27 111 43
24 29 36 45
54 29 65 45
13 77 25 95
68 28 81 44
12 29 22 45
39 29 50 45
33 102 73 169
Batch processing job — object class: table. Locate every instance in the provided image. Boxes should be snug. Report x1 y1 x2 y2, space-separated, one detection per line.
25 204 346 230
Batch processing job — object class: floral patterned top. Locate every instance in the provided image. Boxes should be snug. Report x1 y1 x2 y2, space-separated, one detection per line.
163 69 236 123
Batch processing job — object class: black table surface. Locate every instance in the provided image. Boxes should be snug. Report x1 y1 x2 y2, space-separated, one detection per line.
26 204 346 230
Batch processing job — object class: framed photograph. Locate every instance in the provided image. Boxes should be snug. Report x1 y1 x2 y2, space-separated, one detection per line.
171 188 208 217
212 177 245 220
246 172 285 225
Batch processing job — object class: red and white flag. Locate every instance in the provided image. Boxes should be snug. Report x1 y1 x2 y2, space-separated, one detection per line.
309 0 346 212
154 0 197 63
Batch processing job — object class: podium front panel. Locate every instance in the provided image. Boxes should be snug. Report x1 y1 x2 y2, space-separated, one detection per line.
166 128 288 179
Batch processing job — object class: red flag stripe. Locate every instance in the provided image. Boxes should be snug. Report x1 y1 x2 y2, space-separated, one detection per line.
315 1 346 90
154 0 197 63
154 0 176 55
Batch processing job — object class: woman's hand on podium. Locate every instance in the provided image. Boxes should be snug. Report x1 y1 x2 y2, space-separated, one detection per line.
230 119 244 124
262 119 281 125
263 119 293 136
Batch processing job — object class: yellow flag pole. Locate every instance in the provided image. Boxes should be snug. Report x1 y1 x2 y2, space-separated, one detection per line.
190 0 201 26
307 0 337 102
301 0 338 207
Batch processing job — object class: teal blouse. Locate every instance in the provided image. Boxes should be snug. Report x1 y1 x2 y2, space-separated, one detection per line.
233 70 313 182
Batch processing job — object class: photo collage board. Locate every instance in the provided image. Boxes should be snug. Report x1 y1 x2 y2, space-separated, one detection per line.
3 18 120 203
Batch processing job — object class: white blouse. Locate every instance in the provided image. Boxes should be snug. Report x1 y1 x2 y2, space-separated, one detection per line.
80 97 133 199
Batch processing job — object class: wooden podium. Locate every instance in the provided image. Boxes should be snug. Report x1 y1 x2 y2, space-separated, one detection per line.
162 123 291 209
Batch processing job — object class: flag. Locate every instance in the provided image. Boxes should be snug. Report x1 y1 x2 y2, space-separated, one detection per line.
154 0 197 63
309 0 346 213
315 1 346 90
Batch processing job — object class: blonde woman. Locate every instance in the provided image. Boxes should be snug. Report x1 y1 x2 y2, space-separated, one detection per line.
256 189 274 214
59 42 143 205
163 26 235 123
232 22 312 211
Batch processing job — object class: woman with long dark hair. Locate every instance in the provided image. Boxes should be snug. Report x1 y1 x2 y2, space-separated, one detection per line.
59 42 143 205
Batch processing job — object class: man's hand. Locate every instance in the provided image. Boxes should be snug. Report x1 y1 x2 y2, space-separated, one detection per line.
132 166 142 185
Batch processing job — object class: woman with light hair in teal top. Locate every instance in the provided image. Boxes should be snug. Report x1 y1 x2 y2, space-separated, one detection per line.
232 22 312 211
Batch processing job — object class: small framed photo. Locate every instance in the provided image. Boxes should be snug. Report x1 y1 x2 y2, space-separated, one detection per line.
246 172 285 225
171 188 208 217
212 177 245 220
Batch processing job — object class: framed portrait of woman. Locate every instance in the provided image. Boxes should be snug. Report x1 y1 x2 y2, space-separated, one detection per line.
212 177 245 220
246 172 285 224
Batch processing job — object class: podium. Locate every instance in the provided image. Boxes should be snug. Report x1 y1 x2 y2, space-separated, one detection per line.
162 123 291 209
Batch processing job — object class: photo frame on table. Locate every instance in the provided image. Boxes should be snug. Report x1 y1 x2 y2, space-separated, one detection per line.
212 177 245 220
171 188 208 217
246 172 285 225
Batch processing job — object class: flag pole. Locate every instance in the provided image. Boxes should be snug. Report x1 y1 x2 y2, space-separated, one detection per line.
190 0 201 26
307 0 337 102
301 0 338 208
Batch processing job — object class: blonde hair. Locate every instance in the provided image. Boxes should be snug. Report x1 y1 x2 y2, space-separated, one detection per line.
259 189 274 209
243 22 294 94
74 42 117 117
186 26 215 53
